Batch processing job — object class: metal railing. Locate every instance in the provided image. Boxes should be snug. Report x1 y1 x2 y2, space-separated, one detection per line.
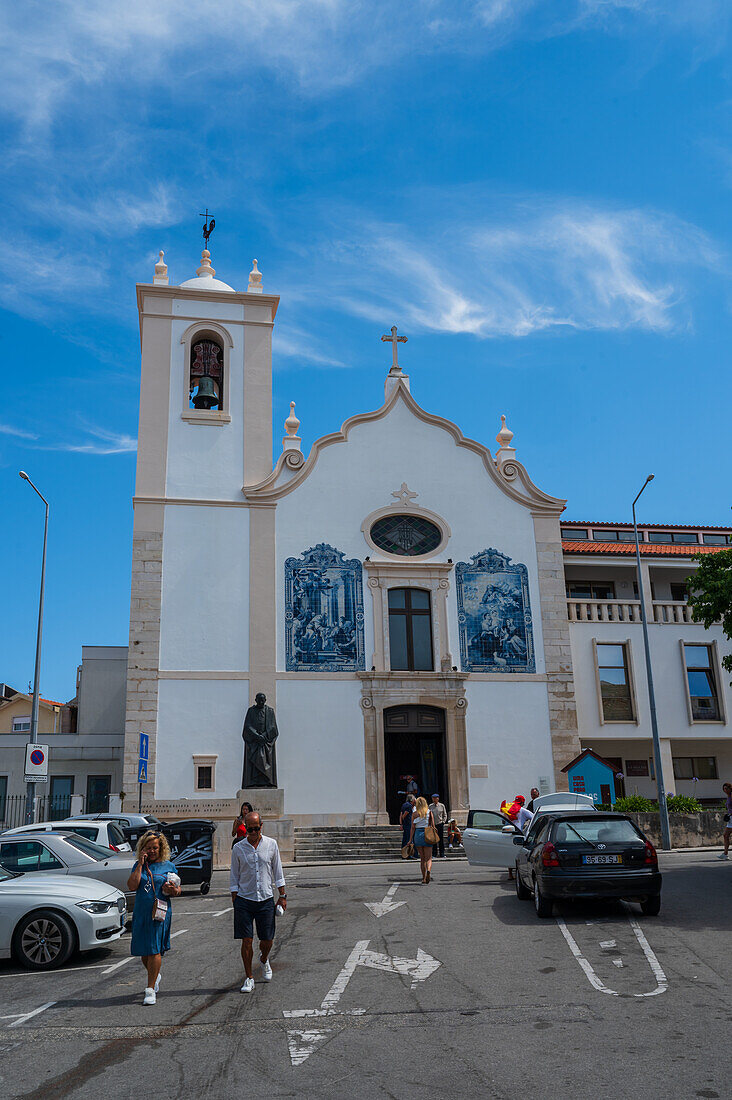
0 793 78 831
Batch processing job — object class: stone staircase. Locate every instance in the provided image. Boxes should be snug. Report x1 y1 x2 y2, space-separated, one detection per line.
293 825 466 864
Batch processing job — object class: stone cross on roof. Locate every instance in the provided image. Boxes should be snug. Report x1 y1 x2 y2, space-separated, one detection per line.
381 325 407 374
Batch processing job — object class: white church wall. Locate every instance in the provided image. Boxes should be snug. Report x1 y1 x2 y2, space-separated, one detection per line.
165 315 246 500
156 678 250 799
274 398 546 673
463 680 555 808
159 505 249 671
275 679 366 817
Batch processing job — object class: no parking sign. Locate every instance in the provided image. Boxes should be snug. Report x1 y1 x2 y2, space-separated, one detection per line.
24 743 49 783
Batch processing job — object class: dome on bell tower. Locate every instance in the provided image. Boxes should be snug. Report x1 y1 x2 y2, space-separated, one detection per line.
180 249 235 292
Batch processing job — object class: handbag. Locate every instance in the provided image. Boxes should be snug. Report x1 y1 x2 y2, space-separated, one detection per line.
424 814 439 846
148 868 169 922
401 843 414 859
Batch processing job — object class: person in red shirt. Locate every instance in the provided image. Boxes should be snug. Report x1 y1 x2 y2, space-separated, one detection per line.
231 802 253 848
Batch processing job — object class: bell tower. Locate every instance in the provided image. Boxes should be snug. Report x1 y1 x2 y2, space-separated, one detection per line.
122 244 280 796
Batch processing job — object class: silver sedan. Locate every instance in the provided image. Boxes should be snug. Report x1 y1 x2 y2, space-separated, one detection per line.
0 864 126 969
0 831 138 908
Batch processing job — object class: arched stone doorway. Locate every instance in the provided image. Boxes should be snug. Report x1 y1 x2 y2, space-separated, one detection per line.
383 705 448 824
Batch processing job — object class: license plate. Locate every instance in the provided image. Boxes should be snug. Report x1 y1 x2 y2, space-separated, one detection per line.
583 854 622 865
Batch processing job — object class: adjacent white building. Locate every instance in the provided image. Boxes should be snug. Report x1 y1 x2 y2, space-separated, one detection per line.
122 247 731 851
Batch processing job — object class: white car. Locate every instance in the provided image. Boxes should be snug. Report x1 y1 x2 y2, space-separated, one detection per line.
463 793 597 869
2 819 132 852
0 863 126 969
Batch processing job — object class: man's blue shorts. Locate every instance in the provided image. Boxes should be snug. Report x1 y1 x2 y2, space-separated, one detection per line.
234 895 276 940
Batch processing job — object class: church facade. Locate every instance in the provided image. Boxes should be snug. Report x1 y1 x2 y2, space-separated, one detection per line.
122 247 731 855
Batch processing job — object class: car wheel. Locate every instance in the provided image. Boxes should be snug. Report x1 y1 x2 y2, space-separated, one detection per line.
640 895 661 916
515 866 531 900
533 878 553 918
12 910 76 970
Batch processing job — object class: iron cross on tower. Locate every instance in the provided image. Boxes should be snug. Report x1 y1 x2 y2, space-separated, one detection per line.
381 325 407 374
199 209 216 247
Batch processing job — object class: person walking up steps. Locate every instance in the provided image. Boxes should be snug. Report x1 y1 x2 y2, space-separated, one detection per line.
230 811 287 993
410 796 437 884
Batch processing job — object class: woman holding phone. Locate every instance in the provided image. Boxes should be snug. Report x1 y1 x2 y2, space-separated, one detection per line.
127 830 181 1005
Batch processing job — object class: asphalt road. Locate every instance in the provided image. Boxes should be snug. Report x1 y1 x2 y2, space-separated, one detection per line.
0 851 729 1099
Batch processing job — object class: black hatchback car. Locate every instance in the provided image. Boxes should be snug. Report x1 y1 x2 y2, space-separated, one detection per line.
513 811 662 918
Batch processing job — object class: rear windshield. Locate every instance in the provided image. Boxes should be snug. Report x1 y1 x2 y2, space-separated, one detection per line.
63 834 116 860
553 818 640 845
108 823 126 846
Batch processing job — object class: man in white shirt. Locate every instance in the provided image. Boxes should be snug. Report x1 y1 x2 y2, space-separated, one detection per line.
430 793 447 858
230 812 287 993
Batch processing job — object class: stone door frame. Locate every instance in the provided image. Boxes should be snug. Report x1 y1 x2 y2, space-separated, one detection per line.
357 671 469 825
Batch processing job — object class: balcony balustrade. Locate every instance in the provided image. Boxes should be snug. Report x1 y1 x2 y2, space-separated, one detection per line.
566 599 695 624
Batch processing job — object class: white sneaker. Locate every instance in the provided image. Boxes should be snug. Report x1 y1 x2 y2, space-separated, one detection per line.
260 957 273 981
154 975 161 993
717 853 728 860
143 988 156 1005
240 977 255 993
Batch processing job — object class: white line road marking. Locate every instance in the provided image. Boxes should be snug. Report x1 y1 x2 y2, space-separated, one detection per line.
175 909 231 917
599 940 616 949
287 1028 333 1066
364 882 406 918
612 958 624 968
556 912 667 998
7 1002 56 1028
0 964 110 979
101 929 188 975
213 907 233 917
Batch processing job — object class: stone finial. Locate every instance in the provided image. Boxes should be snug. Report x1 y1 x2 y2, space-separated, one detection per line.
282 401 301 452
196 249 216 277
495 413 517 470
153 250 169 285
248 258 263 293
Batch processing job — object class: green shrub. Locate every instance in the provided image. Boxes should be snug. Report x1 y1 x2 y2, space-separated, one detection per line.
613 795 656 812
666 794 702 813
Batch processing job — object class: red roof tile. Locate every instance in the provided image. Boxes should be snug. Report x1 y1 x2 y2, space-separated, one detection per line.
562 541 726 556
564 522 732 531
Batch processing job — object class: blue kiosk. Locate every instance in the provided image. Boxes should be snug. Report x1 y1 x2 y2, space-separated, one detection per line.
562 748 618 806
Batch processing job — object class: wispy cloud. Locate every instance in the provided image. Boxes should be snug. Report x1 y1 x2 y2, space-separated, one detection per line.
317 198 721 338
0 422 39 440
274 327 347 369
61 425 137 455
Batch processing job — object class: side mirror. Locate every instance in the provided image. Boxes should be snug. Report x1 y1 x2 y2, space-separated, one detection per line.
512 834 526 846
501 825 515 834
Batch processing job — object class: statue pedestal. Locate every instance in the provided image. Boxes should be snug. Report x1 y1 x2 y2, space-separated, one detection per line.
236 788 292 861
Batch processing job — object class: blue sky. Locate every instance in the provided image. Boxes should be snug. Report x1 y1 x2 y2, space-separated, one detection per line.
1 0 730 702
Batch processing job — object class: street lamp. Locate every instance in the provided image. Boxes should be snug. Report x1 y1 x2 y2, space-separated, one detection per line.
19 471 49 826
632 474 672 851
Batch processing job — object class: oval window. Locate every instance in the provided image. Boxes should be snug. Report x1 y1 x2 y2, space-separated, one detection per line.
370 514 442 557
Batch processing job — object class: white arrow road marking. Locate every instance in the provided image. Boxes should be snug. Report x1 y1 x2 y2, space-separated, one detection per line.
599 940 616 949
556 910 667 998
358 946 442 990
612 958 624 968
364 882 406 918
286 1028 333 1066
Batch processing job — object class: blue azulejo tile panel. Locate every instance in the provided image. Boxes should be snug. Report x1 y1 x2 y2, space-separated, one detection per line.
285 544 365 671
455 549 535 673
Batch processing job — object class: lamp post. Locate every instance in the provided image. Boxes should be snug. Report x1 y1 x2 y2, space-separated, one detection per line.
632 474 671 850
19 472 49 826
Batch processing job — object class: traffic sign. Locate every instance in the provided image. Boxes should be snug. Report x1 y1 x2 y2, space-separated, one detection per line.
24 743 49 784
138 759 148 784
138 733 149 761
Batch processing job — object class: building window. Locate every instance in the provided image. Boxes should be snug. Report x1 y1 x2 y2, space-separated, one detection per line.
595 642 635 722
669 583 688 602
683 644 721 721
0 775 6 822
624 759 649 778
388 588 433 671
648 531 699 545
594 530 636 542
86 775 110 814
11 716 31 732
567 581 615 600
370 514 442 557
561 528 588 539
189 338 224 410
673 756 718 781
193 754 218 792
702 533 730 546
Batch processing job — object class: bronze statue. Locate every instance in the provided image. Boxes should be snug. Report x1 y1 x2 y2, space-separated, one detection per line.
241 692 278 788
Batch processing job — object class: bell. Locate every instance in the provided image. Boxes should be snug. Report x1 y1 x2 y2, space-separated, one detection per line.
193 375 218 410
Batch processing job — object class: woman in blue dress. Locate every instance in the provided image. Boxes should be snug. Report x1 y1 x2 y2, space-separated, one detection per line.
127 831 181 1005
